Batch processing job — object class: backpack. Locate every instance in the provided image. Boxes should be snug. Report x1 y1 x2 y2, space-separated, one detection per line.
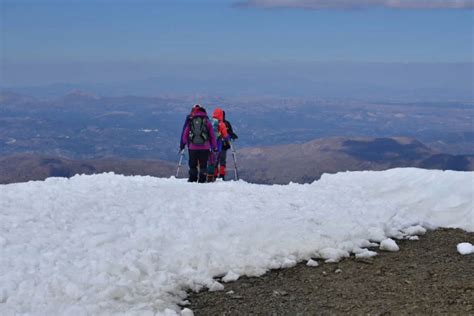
222 120 232 150
211 118 221 138
189 116 209 145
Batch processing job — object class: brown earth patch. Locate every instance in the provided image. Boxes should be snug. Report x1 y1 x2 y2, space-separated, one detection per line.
187 228 473 315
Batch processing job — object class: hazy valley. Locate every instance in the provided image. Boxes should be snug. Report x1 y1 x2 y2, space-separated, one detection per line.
1 91 473 184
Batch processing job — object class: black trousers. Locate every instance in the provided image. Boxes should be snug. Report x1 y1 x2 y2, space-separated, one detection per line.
219 149 227 167
188 149 209 183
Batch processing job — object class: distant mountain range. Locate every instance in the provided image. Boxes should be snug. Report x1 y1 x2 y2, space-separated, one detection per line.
237 137 474 184
1 137 472 185
0 154 175 185
3 62 473 101
1 91 473 162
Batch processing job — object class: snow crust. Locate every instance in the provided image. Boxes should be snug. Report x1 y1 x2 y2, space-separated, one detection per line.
355 249 378 259
402 225 426 236
457 242 474 255
0 168 472 315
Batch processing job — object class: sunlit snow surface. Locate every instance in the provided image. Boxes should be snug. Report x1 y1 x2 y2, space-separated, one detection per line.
0 168 472 315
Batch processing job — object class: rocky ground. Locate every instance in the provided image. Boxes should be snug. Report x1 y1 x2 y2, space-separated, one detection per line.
187 229 473 315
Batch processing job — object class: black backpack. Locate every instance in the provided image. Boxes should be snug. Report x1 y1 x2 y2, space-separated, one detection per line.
189 116 209 145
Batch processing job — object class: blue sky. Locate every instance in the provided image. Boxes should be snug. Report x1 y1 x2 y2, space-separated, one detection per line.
1 0 473 92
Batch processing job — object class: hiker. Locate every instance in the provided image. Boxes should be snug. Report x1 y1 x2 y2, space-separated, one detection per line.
207 107 230 182
217 110 238 179
179 104 202 152
182 106 217 183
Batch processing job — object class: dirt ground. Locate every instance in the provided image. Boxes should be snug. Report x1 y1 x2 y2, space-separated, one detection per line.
187 229 473 315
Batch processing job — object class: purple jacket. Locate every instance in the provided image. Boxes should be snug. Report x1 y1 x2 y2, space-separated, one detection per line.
182 112 217 151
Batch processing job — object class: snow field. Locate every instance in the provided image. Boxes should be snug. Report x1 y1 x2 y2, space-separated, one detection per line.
0 168 472 315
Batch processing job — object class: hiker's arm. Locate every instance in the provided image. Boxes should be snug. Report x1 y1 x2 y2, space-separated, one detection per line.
182 124 190 146
207 120 217 150
226 121 238 140
179 116 189 149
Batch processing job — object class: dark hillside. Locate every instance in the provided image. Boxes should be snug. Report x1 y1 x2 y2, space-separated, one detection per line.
0 154 175 184
1 137 472 185
237 137 474 184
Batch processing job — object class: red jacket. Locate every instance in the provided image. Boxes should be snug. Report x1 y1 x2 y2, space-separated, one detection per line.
212 108 229 140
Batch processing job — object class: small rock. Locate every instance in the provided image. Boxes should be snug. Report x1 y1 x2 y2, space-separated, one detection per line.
335 268 342 274
356 258 374 264
225 290 235 295
273 290 288 296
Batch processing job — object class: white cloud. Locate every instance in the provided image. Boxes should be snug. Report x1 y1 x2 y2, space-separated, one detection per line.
234 0 474 10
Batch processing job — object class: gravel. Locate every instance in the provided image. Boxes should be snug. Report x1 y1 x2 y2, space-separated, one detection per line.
187 228 474 315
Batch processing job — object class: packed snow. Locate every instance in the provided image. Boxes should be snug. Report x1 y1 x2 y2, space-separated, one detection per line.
457 242 474 255
0 168 472 315
379 238 400 252
355 249 378 259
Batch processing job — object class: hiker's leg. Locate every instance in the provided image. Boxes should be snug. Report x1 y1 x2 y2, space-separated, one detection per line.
219 150 227 178
198 150 209 183
188 150 198 182
206 151 215 182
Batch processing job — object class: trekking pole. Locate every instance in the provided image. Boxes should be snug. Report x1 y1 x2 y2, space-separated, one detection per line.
176 149 185 178
229 142 239 181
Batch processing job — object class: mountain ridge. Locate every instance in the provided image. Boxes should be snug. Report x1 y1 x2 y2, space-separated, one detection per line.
237 136 474 184
0 154 175 184
1 137 472 185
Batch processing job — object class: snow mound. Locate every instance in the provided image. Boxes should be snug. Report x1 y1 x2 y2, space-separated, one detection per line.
355 250 378 259
181 308 194 316
457 242 474 255
402 225 427 236
222 271 240 283
380 238 400 252
0 168 472 315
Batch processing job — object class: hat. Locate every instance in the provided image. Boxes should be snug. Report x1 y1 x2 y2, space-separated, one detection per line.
191 104 202 115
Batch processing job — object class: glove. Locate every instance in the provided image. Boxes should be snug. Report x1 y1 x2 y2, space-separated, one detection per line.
232 134 238 140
